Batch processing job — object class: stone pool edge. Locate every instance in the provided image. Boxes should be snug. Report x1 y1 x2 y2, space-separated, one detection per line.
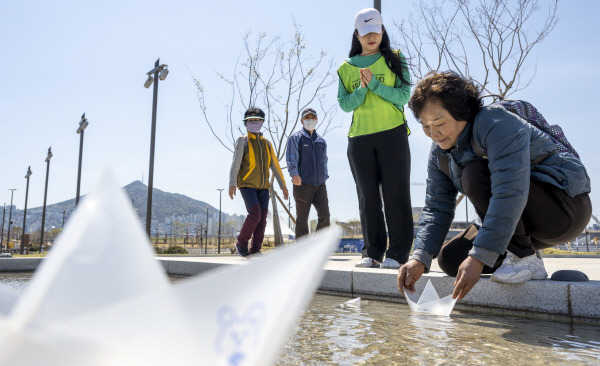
2 257 598 325
159 259 600 326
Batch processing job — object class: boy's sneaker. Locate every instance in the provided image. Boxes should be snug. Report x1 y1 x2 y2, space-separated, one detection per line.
355 257 380 268
235 243 249 258
249 250 263 256
491 250 548 284
380 257 401 269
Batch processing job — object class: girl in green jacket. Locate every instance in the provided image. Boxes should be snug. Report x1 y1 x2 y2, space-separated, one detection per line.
337 8 413 269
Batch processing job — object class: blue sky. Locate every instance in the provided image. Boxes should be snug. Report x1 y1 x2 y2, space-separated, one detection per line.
1 0 599 225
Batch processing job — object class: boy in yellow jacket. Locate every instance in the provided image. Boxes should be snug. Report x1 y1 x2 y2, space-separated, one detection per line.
229 107 288 257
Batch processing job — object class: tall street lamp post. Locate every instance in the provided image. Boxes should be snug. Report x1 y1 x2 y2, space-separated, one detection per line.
144 59 169 237
40 147 53 252
205 206 208 254
22 167 32 253
76 113 89 205
217 189 224 254
1 204 5 249
374 0 381 12
6 189 16 251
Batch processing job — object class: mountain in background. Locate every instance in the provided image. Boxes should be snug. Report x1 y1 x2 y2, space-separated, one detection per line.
3 181 243 235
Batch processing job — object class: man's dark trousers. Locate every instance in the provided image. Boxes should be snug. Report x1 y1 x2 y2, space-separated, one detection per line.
293 183 330 238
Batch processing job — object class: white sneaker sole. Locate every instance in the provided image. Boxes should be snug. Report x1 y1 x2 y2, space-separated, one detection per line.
531 269 548 280
355 262 379 268
491 269 548 284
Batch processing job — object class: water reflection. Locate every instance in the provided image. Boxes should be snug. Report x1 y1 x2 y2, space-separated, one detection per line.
0 272 33 292
281 298 378 365
407 314 456 365
550 336 600 364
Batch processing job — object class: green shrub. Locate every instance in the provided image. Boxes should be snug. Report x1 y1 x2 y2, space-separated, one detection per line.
154 247 165 254
28 245 40 252
164 246 187 254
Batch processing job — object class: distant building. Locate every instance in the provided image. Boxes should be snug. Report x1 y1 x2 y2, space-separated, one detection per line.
412 207 423 224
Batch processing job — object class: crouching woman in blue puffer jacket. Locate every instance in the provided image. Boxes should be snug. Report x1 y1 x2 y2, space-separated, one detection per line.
397 71 592 301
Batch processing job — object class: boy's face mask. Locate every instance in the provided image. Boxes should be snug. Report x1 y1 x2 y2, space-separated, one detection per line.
246 120 263 133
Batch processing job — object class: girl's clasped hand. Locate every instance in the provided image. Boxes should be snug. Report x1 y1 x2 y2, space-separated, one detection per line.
359 68 373 87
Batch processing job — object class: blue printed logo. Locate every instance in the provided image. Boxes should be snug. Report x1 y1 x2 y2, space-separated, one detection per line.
214 302 267 366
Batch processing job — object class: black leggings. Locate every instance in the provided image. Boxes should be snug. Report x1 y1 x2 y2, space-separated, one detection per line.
347 125 413 263
438 159 592 275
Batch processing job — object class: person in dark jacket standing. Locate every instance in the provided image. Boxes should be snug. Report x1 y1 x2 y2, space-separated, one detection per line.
286 108 330 238
397 71 592 301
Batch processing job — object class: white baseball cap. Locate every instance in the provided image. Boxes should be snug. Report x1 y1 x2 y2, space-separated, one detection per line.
354 8 383 36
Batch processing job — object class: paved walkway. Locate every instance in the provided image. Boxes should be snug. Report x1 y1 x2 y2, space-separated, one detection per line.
158 252 600 280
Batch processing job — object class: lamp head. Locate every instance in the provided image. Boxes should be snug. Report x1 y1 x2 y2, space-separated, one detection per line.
77 113 89 134
144 75 154 88
46 147 53 162
158 65 169 80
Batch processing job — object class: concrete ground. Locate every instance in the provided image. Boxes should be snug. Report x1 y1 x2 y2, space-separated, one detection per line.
2 253 599 324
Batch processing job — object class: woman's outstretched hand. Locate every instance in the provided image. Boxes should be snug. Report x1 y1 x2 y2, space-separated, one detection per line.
452 256 485 301
397 259 426 295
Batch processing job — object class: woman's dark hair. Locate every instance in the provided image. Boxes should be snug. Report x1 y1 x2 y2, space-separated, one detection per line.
408 71 483 124
349 26 410 86
243 107 265 125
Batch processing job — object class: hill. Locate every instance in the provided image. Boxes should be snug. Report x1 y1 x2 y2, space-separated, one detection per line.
4 181 240 235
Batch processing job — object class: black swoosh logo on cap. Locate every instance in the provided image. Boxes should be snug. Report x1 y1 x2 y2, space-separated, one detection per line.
364 18 373 22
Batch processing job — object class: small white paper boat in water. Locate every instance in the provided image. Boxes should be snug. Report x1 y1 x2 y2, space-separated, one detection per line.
340 297 367 309
404 279 457 317
0 169 341 366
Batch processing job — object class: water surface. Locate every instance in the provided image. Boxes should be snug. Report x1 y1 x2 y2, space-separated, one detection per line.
0 272 33 292
278 295 600 365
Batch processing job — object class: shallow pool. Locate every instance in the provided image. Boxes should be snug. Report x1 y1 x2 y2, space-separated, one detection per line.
2 273 599 365
278 294 600 365
0 272 32 292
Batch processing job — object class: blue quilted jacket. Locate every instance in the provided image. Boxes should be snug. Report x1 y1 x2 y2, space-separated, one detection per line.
286 129 328 186
412 105 591 268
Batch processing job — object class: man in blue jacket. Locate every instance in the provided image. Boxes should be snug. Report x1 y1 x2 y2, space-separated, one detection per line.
286 108 330 238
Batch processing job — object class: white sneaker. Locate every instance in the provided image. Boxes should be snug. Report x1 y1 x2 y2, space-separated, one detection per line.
380 257 401 269
355 257 380 268
491 251 548 284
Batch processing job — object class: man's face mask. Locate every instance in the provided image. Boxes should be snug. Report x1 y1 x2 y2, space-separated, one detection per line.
246 120 263 133
303 119 318 131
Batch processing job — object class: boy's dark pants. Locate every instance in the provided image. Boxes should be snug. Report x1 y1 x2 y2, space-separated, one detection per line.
238 188 270 253
293 183 330 238
347 125 413 264
438 159 592 276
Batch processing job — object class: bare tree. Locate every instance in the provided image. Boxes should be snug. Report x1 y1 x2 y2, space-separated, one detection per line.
192 23 339 155
396 0 558 99
191 23 338 245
